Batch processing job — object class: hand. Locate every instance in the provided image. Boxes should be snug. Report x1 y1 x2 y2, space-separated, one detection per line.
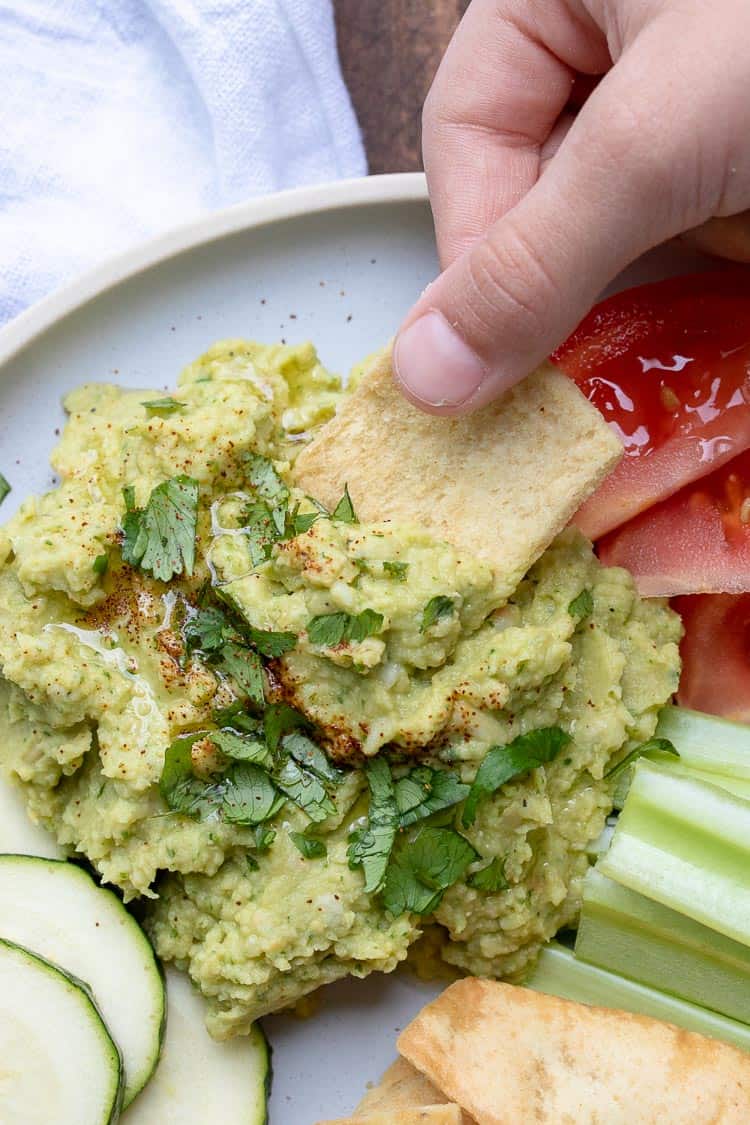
393 0 750 414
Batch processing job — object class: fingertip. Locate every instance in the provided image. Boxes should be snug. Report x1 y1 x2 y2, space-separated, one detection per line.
393 308 529 415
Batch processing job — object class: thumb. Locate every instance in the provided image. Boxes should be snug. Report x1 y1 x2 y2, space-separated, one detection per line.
394 13 747 415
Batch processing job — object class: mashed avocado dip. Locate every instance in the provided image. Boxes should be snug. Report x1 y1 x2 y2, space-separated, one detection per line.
0 340 681 1038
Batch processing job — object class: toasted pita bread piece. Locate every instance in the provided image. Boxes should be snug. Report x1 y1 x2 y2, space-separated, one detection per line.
316 1106 463 1125
294 351 621 595
355 1057 445 1112
397 978 750 1125
352 1058 476 1124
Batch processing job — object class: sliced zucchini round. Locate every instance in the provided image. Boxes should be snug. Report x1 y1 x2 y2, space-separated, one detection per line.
0 855 165 1107
125 968 270 1124
0 938 123 1124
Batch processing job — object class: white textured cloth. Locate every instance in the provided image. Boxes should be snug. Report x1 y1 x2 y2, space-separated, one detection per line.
0 0 366 323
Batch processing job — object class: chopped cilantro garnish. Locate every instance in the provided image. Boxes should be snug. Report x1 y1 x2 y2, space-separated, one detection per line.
468 856 509 892
420 595 456 632
382 826 478 916
244 452 289 504
569 588 594 620
218 643 265 707
222 762 285 825
159 735 227 821
383 560 409 582
289 831 327 859
243 623 297 658
307 608 384 647
253 825 276 852
462 727 572 827
347 758 398 893
141 397 186 415
121 475 198 582
274 757 335 823
92 553 109 576
288 508 319 535
184 605 234 656
264 702 309 753
306 612 349 647
605 737 678 780
394 766 469 828
283 730 342 787
210 728 269 764
332 484 357 523
0 472 11 506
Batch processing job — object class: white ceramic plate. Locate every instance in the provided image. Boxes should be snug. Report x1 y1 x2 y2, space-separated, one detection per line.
0 173 713 1122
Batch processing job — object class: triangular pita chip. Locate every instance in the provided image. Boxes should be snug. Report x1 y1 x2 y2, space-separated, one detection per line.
316 1107 463 1125
398 978 750 1124
294 350 621 595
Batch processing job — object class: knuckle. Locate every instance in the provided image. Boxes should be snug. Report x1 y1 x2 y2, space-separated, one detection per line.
466 224 559 343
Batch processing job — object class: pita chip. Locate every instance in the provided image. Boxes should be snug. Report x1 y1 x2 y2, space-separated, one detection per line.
294 349 621 595
352 1058 476 1124
355 1057 447 1112
315 1106 463 1125
398 978 750 1125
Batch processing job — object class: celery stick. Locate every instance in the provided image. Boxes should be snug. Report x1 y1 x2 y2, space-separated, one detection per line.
526 943 750 1053
599 761 750 947
656 705 750 779
576 868 750 1023
650 756 750 801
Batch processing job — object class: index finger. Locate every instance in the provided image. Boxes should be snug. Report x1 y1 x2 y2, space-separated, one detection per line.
423 0 609 268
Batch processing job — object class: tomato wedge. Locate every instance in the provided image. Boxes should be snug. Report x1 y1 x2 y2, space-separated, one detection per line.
673 594 750 722
552 269 750 539
599 449 750 596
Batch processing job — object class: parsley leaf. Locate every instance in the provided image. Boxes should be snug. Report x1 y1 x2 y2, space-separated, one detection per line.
420 595 456 632
307 609 384 647
383 560 409 582
462 727 572 827
244 623 297 658
0 472 10 506
394 766 469 828
382 827 478 916
332 484 357 523
347 758 398 893
141 397 186 415
605 737 679 780
211 728 269 764
218 642 264 707
121 475 198 582
244 452 289 504
468 856 509 892
569 589 594 620
289 832 327 859
264 702 309 753
92 553 109 576
222 762 285 824
274 757 335 823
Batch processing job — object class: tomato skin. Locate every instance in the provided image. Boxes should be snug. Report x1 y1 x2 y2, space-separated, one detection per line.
553 269 750 539
673 594 750 722
599 448 750 596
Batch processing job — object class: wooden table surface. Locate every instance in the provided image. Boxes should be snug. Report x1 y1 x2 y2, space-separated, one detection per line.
334 0 470 174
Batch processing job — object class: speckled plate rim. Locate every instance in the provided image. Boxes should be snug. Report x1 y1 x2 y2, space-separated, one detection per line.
0 172 429 367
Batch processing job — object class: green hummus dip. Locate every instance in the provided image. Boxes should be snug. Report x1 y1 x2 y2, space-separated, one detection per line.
0 340 681 1038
